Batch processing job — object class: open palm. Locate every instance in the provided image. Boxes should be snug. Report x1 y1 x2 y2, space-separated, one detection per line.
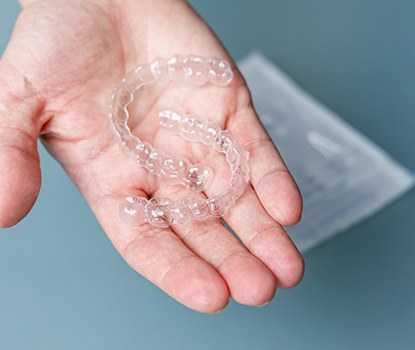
0 0 304 313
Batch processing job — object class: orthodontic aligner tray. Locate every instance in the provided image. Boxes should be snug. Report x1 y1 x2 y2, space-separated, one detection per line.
109 55 250 228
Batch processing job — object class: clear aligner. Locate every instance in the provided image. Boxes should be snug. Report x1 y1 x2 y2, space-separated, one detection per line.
110 55 250 228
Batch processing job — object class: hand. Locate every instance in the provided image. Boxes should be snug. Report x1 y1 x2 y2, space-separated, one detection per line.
0 0 304 313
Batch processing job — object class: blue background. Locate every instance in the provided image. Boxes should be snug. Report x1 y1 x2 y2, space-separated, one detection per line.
1 1 414 349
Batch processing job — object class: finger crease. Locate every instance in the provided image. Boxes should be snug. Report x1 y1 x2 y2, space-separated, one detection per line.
247 223 278 250
159 254 198 286
254 167 291 190
240 136 272 153
215 249 246 273
122 226 166 260
180 223 221 243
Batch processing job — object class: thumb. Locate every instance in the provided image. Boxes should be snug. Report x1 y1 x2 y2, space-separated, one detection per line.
0 61 45 228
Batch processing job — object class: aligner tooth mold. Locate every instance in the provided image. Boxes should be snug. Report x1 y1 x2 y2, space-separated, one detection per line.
111 55 249 227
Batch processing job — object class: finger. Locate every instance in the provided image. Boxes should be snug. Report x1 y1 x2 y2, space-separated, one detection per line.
0 60 47 227
153 184 277 306
197 102 304 288
202 141 304 288
223 186 304 289
84 180 229 313
228 102 303 226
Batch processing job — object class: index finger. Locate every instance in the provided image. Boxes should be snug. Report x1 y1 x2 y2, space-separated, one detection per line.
227 88 303 226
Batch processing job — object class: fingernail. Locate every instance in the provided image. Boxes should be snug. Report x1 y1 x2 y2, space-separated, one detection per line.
208 307 226 315
258 300 271 307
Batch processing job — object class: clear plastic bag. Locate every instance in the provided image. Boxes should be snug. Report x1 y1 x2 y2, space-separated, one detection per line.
239 52 414 252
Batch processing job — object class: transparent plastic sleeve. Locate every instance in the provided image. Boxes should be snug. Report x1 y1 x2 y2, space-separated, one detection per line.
239 52 414 252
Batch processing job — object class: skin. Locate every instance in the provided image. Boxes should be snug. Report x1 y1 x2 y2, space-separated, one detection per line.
0 0 304 313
